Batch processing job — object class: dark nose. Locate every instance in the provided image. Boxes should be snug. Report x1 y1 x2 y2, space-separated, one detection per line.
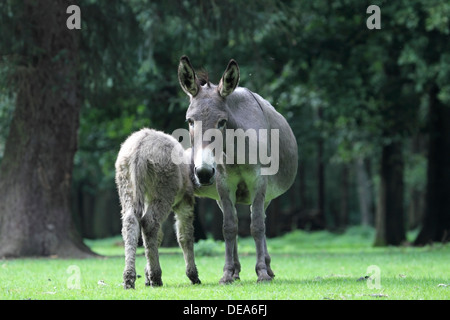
194 166 215 185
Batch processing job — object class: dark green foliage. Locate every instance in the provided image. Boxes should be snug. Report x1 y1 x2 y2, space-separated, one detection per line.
1 0 449 244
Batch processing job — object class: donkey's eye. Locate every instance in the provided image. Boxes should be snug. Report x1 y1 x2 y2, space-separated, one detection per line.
218 119 227 129
187 118 194 127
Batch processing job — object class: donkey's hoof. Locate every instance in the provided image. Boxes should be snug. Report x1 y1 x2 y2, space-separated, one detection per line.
219 275 234 285
187 269 201 285
257 272 273 283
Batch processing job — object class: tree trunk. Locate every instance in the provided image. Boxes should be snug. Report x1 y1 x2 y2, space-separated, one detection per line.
316 106 326 229
414 85 450 245
337 164 349 231
0 0 93 257
374 142 406 246
407 134 426 230
356 158 372 226
407 189 425 230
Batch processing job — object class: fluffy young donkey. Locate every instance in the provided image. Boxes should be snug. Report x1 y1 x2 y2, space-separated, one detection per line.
115 128 200 289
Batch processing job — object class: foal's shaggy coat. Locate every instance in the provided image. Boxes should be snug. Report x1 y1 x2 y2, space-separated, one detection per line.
115 128 200 288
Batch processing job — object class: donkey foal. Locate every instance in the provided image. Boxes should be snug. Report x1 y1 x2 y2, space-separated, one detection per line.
115 128 200 289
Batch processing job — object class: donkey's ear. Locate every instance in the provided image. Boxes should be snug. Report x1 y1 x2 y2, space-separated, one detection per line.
178 56 199 97
218 59 240 98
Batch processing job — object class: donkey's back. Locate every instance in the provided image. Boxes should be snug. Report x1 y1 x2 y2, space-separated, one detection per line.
115 128 189 209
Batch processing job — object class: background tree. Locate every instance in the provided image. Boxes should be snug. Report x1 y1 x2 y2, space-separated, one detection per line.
412 0 450 244
0 0 143 256
0 0 91 257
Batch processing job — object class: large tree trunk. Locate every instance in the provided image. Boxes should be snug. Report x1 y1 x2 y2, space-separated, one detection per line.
0 0 93 257
374 141 406 246
414 85 450 245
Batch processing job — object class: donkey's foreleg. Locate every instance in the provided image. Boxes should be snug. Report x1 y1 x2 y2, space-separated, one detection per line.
175 207 201 285
122 210 140 289
232 239 241 280
250 189 272 282
263 237 274 278
216 200 241 281
219 198 238 284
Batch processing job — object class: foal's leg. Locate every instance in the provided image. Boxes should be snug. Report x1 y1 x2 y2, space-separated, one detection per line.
250 180 272 282
122 209 140 289
174 205 201 284
141 199 171 287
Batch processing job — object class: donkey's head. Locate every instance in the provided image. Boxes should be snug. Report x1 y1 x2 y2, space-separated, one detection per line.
178 56 240 186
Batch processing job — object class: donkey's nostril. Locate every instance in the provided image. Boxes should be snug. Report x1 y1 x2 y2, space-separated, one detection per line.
195 166 215 185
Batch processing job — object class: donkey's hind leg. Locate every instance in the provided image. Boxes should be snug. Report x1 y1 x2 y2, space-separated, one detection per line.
122 209 140 289
175 204 201 285
250 186 272 282
263 237 274 278
141 199 171 287
263 201 274 279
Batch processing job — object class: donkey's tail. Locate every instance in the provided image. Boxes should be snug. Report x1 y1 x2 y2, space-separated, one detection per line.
128 129 155 217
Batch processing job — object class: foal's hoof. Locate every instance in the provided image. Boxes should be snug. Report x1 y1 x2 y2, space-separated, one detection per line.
190 277 201 285
123 281 135 289
123 270 136 289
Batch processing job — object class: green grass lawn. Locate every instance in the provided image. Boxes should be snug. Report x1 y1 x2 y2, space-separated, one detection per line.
1 227 449 300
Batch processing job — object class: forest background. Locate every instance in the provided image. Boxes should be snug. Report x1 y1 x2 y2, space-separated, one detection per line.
0 0 449 257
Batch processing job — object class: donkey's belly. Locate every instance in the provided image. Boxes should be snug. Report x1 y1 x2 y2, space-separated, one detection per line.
234 175 287 204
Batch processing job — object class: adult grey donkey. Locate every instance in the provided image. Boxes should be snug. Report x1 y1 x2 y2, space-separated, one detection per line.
178 56 298 283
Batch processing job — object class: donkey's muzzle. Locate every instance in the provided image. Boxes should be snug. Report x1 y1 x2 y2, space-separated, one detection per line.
195 166 215 186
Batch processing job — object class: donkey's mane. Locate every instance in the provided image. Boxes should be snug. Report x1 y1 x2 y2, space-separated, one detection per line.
197 69 211 87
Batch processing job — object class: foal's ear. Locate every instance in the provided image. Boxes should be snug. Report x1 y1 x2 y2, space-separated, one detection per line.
218 59 240 98
178 56 199 97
